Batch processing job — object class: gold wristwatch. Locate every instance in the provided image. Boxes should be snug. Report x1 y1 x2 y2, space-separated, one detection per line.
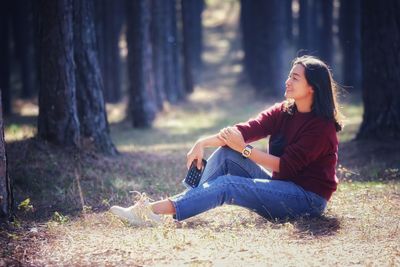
241 144 253 158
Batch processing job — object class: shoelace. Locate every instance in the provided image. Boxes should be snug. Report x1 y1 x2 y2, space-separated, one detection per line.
130 190 157 203
129 191 157 223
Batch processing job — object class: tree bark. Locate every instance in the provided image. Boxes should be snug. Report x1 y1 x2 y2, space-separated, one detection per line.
285 0 293 45
170 0 185 101
240 0 254 82
11 0 37 99
73 0 117 155
37 0 80 147
162 0 185 103
298 0 318 54
339 0 361 91
0 2 11 116
181 0 195 94
181 0 203 74
357 0 400 140
319 0 333 65
126 0 158 127
240 0 285 95
150 0 167 109
0 92 13 221
94 0 124 103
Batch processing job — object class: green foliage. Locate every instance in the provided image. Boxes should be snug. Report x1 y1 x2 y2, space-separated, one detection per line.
52 211 70 224
8 124 21 133
82 205 92 213
101 199 110 207
17 198 33 213
7 232 19 240
10 218 22 229
338 102 363 142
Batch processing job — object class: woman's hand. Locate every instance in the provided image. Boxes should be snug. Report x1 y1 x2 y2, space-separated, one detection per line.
186 141 205 170
218 126 246 153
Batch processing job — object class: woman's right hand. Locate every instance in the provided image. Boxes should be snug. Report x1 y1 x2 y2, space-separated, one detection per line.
186 141 204 170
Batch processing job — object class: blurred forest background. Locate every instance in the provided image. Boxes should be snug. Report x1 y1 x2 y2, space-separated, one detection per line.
0 0 399 265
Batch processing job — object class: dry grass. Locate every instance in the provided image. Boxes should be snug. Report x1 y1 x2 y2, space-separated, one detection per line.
4 182 399 266
2 1 400 266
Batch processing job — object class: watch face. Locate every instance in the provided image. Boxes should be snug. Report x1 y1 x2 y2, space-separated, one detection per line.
243 149 251 157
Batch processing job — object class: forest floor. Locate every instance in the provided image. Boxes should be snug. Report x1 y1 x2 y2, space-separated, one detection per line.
1 2 400 266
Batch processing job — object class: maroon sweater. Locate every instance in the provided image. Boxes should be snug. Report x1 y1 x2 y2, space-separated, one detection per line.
235 102 338 200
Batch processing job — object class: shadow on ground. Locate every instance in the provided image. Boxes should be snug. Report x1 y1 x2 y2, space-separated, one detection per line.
292 215 341 237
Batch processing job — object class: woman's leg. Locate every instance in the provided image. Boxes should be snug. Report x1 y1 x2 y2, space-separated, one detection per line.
171 175 327 221
151 199 176 215
115 147 274 221
196 146 272 185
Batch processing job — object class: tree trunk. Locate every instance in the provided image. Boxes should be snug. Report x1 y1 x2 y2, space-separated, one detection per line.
150 0 167 110
181 0 195 94
73 0 117 155
126 0 157 127
160 0 175 103
0 92 13 221
319 0 333 65
37 0 80 147
285 0 293 45
339 0 361 91
240 0 285 95
11 0 37 99
162 0 185 103
94 0 124 103
180 0 204 91
357 0 400 140
0 2 11 116
181 0 203 74
240 0 254 83
170 0 185 101
298 0 318 54
193 1 204 72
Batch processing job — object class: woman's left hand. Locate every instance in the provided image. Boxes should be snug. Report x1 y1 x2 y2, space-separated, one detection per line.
218 126 246 152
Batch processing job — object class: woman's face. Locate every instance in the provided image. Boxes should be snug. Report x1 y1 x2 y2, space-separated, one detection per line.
285 64 314 101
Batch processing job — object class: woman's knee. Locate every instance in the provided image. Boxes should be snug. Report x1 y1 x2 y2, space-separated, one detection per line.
208 175 237 204
211 146 241 161
210 175 239 189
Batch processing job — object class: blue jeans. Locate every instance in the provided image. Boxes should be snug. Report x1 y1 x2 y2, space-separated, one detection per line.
170 147 327 221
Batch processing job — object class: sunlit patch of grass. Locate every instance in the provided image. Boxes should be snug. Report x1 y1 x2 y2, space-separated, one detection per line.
106 99 128 124
5 123 36 142
338 180 396 191
155 109 225 135
338 101 363 142
13 98 39 116
111 84 269 152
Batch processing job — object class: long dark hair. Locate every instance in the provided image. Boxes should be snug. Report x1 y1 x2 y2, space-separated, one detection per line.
283 55 344 132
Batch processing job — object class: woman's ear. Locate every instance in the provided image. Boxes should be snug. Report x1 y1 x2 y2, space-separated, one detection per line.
308 85 314 94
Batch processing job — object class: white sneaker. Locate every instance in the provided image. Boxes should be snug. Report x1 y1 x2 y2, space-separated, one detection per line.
109 191 161 226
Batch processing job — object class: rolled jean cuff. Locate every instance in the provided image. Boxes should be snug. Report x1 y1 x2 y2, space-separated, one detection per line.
169 198 182 221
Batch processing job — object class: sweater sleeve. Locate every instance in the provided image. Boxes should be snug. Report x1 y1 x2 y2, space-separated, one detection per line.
234 102 282 143
278 121 333 179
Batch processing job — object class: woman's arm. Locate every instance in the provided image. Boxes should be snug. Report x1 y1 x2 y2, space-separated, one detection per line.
219 127 280 172
247 147 280 173
197 134 226 148
186 134 225 169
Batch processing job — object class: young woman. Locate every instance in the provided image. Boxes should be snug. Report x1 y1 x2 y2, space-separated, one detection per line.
110 55 343 226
